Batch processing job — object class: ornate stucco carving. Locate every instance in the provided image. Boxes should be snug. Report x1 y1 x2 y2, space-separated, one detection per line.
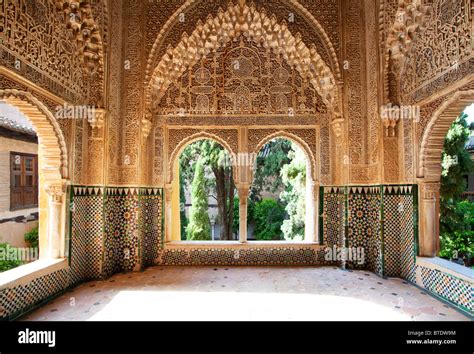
146 0 340 119
383 0 431 103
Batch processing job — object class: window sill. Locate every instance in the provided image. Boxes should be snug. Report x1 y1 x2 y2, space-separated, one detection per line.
165 241 322 249
416 257 474 283
0 258 68 290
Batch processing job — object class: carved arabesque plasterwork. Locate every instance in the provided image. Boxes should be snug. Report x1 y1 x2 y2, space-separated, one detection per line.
383 0 431 103
418 88 474 181
144 0 342 87
146 0 341 125
0 88 68 181
399 0 472 104
1 0 107 106
55 0 105 78
156 36 327 117
105 0 122 184
0 0 85 102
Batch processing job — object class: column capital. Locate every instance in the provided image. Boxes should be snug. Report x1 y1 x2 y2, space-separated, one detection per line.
236 183 250 200
164 184 173 200
420 181 440 200
45 181 66 203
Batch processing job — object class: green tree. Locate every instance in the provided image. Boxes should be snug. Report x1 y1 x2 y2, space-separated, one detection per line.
180 140 235 240
250 139 292 201
440 113 474 200
253 199 285 240
439 112 474 265
179 168 188 240
186 160 211 240
280 143 306 241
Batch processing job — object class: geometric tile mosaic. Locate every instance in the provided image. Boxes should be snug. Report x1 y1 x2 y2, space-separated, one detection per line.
0 268 70 320
159 246 329 266
321 185 415 277
418 265 473 315
5 184 471 319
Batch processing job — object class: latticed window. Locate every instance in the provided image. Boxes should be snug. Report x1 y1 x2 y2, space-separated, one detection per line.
10 152 38 210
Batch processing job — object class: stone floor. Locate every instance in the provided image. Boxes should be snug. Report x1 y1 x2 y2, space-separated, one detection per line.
23 266 469 321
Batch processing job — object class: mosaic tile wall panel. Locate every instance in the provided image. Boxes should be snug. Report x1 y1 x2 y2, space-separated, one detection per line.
0 267 70 320
139 188 164 268
368 190 383 275
104 188 141 275
158 247 330 266
321 187 345 249
70 187 105 281
321 185 416 277
417 265 473 315
346 187 382 273
383 186 416 281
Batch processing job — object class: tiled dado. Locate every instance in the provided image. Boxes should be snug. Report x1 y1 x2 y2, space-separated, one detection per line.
158 244 331 266
415 260 473 316
0 267 71 320
1 184 471 319
71 186 164 278
321 185 417 279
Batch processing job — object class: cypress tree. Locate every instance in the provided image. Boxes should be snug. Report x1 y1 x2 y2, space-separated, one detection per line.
186 159 211 240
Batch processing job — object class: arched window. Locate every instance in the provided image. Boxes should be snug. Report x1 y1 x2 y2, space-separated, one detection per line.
174 139 237 241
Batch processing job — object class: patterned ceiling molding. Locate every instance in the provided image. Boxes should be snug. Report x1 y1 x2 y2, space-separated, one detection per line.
418 89 474 181
145 0 340 120
383 0 431 103
0 89 69 181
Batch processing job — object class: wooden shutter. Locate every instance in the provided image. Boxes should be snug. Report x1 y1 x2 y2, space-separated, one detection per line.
10 152 38 210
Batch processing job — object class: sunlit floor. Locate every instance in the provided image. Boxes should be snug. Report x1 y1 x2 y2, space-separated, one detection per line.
23 266 469 321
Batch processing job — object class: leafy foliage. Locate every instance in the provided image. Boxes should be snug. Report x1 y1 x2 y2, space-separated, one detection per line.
250 139 292 201
253 199 285 240
439 112 474 266
180 139 235 240
439 200 473 261
24 226 39 249
280 144 306 241
0 243 23 272
186 160 211 240
440 113 474 200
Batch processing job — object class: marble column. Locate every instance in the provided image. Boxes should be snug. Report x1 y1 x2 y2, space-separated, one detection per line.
419 182 440 257
305 180 320 242
237 184 250 243
45 182 66 259
164 184 173 243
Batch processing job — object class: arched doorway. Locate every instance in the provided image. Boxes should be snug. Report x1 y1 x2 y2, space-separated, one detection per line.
0 89 68 261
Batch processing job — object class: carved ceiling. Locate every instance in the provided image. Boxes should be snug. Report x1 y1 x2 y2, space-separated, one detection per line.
146 0 340 122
